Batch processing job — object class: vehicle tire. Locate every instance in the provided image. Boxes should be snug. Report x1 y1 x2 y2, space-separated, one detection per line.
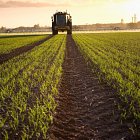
55 30 58 35
52 30 55 35
52 22 55 35
53 30 58 35
67 30 72 34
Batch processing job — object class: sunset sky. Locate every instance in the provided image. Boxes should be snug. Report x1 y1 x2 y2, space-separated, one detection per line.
0 0 140 28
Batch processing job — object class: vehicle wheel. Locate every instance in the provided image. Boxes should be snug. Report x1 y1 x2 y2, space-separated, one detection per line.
55 30 58 35
67 30 72 34
53 30 58 35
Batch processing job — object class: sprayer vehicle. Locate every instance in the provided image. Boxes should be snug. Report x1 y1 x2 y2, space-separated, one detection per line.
52 11 72 35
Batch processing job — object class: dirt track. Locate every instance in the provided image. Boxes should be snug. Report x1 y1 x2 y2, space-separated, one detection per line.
48 35 134 140
0 35 52 64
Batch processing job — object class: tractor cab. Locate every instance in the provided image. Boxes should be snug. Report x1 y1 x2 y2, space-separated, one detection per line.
52 11 72 35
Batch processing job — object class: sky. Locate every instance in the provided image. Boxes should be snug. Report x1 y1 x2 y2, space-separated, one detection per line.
0 0 140 28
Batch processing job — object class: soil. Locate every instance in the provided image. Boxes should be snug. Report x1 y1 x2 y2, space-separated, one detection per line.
48 35 135 140
0 35 53 64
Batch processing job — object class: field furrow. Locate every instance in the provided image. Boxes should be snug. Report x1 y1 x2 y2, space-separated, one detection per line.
0 35 48 55
73 33 140 136
0 35 66 139
0 35 53 64
48 35 134 140
0 33 140 139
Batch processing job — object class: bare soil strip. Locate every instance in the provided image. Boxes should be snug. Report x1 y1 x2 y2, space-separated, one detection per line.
0 35 53 64
48 35 134 140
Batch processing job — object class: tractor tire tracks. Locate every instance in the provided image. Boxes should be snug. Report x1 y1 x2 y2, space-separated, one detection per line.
48 35 134 140
0 35 53 64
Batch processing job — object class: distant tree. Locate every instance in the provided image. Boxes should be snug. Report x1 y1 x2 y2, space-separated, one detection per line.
34 24 40 29
0 26 7 32
95 23 102 28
